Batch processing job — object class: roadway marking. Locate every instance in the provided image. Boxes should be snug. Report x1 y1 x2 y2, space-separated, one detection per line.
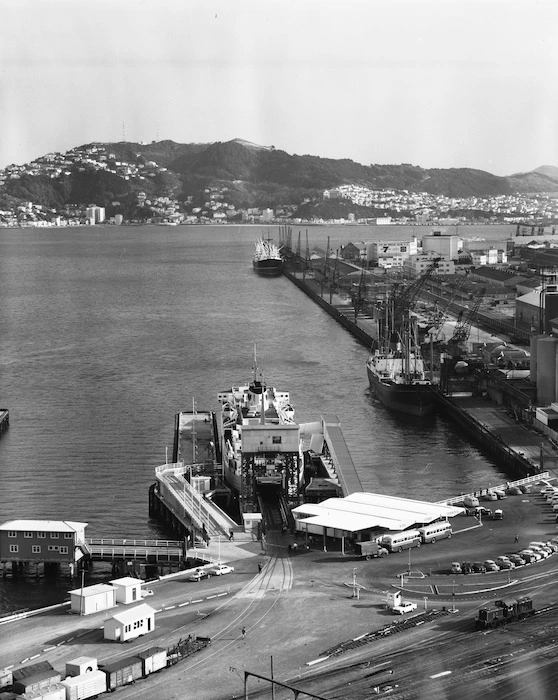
430 671 452 678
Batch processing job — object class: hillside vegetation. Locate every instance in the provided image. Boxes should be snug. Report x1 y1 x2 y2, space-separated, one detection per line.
2 138 557 216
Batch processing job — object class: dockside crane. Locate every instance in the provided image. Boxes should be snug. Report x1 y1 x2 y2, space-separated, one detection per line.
383 258 441 335
446 289 486 354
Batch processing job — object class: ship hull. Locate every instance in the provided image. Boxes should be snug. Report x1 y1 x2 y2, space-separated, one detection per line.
366 364 435 417
253 259 283 277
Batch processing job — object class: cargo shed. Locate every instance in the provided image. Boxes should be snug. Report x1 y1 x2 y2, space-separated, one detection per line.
68 583 116 615
292 492 465 552
109 576 143 604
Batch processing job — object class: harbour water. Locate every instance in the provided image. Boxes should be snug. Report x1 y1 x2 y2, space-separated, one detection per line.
0 223 515 614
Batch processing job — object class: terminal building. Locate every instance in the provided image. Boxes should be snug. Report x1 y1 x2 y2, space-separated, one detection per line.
292 492 464 552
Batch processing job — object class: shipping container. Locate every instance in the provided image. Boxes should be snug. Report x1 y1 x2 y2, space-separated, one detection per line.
19 682 66 700
65 658 97 678
13 670 62 695
99 656 143 691
136 647 167 676
60 670 107 700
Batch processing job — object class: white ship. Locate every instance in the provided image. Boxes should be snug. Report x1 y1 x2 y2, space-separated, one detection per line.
217 349 302 512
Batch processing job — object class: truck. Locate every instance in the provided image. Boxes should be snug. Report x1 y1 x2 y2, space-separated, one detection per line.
356 541 388 560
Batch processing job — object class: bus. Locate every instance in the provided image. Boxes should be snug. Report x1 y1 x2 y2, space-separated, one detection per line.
418 521 452 544
380 529 422 553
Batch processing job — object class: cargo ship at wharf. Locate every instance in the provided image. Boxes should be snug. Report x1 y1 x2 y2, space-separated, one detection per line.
252 236 283 277
278 241 556 479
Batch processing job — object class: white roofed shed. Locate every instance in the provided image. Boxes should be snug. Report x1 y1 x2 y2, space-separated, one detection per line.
103 603 155 642
110 576 143 604
68 583 116 616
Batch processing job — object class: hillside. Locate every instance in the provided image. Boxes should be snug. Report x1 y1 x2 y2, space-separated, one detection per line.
1 138 557 221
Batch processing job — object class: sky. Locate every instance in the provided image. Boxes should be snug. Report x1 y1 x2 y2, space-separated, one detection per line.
0 0 557 175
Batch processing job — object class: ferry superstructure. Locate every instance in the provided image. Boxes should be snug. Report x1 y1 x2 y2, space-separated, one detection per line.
217 362 303 513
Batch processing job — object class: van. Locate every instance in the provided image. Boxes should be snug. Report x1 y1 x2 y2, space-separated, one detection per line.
381 529 422 553
463 495 479 508
418 522 452 544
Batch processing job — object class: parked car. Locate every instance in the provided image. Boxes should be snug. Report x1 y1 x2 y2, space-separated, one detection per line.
492 509 503 520
483 559 500 571
141 588 154 597
495 557 515 569
518 484 530 494
468 506 492 517
545 542 558 552
472 562 487 573
208 564 235 576
392 602 418 615
450 561 462 574
188 568 209 582
518 550 537 563
483 492 498 501
461 561 473 574
508 554 526 566
506 486 522 495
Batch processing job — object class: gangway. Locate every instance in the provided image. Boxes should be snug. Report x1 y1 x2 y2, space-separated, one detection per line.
154 463 237 539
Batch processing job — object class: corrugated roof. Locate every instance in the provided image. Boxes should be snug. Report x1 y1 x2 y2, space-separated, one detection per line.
292 493 464 533
0 520 87 532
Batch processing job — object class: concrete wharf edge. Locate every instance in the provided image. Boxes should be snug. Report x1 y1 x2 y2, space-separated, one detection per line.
282 269 554 482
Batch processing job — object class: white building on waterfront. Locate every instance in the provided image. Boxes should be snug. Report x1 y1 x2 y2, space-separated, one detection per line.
365 238 419 268
86 205 106 224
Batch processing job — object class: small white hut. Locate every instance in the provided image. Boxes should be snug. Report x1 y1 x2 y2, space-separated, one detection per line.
103 603 156 642
68 583 116 615
110 576 143 604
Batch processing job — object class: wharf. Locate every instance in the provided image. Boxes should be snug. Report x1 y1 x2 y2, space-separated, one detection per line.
282 267 556 481
435 392 558 477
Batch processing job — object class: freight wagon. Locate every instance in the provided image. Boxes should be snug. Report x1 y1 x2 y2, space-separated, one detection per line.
22 682 69 700
13 669 62 695
12 661 56 684
4 636 210 700
98 656 143 691
475 595 535 630
0 668 13 688
60 670 107 700
136 647 168 676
